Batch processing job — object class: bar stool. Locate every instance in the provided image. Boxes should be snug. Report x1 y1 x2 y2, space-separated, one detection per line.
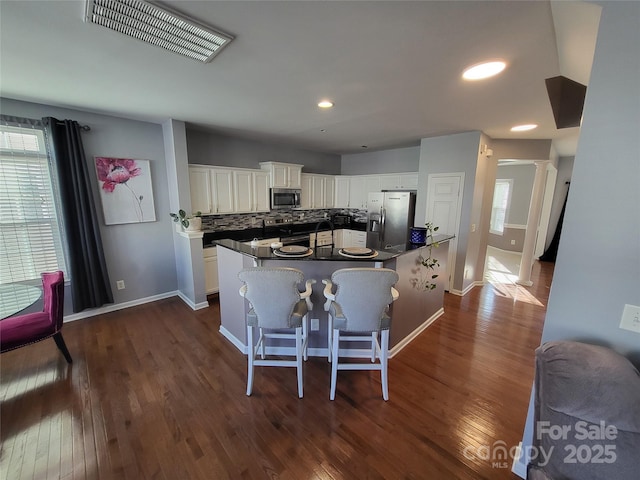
322 268 399 401
238 267 315 398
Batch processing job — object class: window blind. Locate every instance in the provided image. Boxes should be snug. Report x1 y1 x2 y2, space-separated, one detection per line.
0 123 68 285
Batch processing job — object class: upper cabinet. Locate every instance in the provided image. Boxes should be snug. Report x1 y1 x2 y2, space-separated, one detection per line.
300 173 335 209
379 173 419 190
334 176 350 208
189 167 213 214
234 169 270 213
189 165 270 215
259 162 303 189
210 169 235 214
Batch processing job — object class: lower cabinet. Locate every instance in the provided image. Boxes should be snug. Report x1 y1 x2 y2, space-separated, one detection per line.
204 247 219 294
335 229 367 248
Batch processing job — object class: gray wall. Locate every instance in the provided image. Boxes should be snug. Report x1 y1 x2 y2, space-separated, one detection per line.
417 131 482 292
496 164 536 225
340 145 420 175
518 1 640 475
186 128 341 174
0 98 178 315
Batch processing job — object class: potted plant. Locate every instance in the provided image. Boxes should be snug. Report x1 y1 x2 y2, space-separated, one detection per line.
413 222 440 291
170 209 202 232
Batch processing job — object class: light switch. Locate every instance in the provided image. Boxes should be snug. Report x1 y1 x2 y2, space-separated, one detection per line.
619 304 640 333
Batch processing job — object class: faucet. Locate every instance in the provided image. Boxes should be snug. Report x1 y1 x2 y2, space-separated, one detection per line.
314 220 334 251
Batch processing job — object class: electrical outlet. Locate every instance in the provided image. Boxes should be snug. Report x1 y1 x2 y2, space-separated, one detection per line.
311 318 320 331
619 304 640 333
116 280 125 290
471 224 476 232
511 240 516 245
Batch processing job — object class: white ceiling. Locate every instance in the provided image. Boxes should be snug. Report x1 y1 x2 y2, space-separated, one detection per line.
0 1 601 157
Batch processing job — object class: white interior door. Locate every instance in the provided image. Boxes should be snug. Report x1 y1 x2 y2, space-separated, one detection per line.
426 173 464 291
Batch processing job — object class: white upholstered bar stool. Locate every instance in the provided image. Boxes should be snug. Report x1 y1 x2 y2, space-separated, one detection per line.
322 268 399 401
238 267 315 398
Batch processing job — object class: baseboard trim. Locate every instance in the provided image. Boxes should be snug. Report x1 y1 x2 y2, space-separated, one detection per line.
63 291 180 323
219 326 247 354
450 281 483 297
176 291 209 311
389 308 444 358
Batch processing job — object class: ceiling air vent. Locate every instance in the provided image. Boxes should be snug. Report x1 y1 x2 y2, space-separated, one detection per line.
84 0 234 63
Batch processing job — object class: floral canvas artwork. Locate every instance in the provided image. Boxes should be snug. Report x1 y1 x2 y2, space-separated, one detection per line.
95 157 156 225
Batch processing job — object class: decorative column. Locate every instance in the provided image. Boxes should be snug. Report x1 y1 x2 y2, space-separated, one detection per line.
517 161 549 286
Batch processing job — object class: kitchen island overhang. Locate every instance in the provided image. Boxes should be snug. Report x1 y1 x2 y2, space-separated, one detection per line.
214 235 452 358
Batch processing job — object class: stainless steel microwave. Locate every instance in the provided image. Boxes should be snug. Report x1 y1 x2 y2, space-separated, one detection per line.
270 188 301 210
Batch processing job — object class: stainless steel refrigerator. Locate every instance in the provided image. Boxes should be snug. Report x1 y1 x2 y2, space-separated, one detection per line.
366 191 417 249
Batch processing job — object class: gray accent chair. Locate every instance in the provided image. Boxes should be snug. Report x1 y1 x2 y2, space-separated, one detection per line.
238 267 315 398
528 340 640 480
322 268 399 401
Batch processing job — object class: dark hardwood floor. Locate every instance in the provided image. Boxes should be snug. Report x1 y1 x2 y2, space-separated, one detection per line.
1 259 553 479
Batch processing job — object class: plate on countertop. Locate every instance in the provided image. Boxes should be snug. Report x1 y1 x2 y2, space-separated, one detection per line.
279 245 309 253
273 248 313 258
338 249 378 259
341 247 374 256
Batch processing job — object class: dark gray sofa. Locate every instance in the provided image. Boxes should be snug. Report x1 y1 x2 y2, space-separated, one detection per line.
528 341 640 480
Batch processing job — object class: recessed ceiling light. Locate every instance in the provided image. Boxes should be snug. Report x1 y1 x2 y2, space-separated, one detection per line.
511 124 538 132
318 100 334 108
462 61 507 80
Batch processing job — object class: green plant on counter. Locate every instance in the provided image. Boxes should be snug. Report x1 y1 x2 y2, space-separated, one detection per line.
169 209 202 229
412 222 440 291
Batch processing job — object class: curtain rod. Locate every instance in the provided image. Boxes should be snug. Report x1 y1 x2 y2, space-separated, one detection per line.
53 120 91 132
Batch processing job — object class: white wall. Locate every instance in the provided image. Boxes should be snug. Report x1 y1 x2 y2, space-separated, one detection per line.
0 98 178 315
516 1 640 476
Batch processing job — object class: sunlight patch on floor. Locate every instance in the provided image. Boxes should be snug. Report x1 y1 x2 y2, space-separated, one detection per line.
485 247 544 306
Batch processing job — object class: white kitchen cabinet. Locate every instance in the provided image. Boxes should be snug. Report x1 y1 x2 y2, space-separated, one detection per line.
351 230 367 247
211 169 235 214
312 175 325 208
301 174 334 209
189 167 213 214
310 230 334 248
234 169 271 213
340 229 367 248
253 170 271 212
349 176 367 209
334 176 350 208
204 247 219 294
300 174 313 209
233 170 254 213
259 162 303 188
379 172 419 190
324 176 335 208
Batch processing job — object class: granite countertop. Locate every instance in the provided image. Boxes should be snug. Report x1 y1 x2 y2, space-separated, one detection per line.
202 221 367 248
214 234 453 261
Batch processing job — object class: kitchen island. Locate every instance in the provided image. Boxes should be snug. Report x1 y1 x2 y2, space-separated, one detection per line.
215 235 452 357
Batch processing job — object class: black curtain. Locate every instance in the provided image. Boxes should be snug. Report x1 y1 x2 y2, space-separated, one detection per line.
540 182 570 263
43 117 113 312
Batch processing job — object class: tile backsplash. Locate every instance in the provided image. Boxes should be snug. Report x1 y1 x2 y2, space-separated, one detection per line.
201 208 366 232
